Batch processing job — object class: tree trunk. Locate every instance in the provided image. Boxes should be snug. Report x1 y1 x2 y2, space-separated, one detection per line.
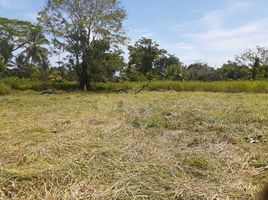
252 57 260 80
252 67 257 80
265 65 268 79
79 59 90 91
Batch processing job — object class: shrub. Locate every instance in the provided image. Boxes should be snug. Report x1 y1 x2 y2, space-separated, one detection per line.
3 77 35 90
52 82 79 90
2 78 79 91
0 82 11 95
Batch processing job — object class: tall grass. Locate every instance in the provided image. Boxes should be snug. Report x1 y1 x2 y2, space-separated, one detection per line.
1 77 268 93
95 80 268 93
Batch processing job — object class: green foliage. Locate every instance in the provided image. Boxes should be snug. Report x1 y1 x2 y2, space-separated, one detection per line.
52 82 79 90
128 37 163 75
3 77 40 90
0 17 35 64
2 77 78 91
121 67 147 82
164 64 184 81
236 46 268 67
220 61 251 80
0 81 11 95
0 18 49 76
155 54 183 78
0 40 13 64
186 62 219 81
85 40 125 83
235 46 268 79
14 64 42 79
48 71 63 83
127 37 184 81
0 59 7 77
102 50 126 82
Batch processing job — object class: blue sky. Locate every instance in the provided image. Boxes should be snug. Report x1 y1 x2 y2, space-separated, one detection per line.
1 0 268 67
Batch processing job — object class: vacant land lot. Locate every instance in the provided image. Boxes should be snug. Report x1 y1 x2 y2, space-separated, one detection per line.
0 91 267 199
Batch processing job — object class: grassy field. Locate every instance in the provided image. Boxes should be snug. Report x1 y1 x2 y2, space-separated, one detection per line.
0 91 267 199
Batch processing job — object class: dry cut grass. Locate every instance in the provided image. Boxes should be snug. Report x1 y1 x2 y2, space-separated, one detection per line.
0 91 267 199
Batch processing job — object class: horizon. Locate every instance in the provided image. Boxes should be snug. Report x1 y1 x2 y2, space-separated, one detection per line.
1 0 268 67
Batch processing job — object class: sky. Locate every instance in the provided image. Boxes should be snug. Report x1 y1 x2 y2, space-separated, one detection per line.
1 0 268 67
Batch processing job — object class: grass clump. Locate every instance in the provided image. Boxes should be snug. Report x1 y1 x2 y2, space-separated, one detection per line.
183 155 215 179
183 155 212 171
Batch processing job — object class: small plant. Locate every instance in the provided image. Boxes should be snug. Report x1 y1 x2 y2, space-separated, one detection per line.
183 155 212 170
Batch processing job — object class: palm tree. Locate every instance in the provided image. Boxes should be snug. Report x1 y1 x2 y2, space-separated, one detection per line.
21 27 49 71
13 53 30 78
14 53 26 69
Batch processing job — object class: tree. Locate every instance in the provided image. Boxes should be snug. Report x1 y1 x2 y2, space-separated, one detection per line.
164 64 185 81
121 67 146 82
252 57 260 80
219 61 251 80
128 37 163 75
38 0 127 90
154 53 183 78
128 37 184 81
21 26 49 71
186 62 217 81
102 50 125 82
235 46 268 79
264 65 268 79
13 54 27 77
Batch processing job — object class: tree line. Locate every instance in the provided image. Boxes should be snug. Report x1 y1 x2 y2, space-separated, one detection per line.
0 0 268 91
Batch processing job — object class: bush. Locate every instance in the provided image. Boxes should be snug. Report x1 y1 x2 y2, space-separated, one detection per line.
0 82 11 95
2 78 79 91
52 82 79 90
3 77 34 90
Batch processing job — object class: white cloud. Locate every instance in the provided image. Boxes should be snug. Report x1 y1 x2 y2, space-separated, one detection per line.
166 0 268 66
